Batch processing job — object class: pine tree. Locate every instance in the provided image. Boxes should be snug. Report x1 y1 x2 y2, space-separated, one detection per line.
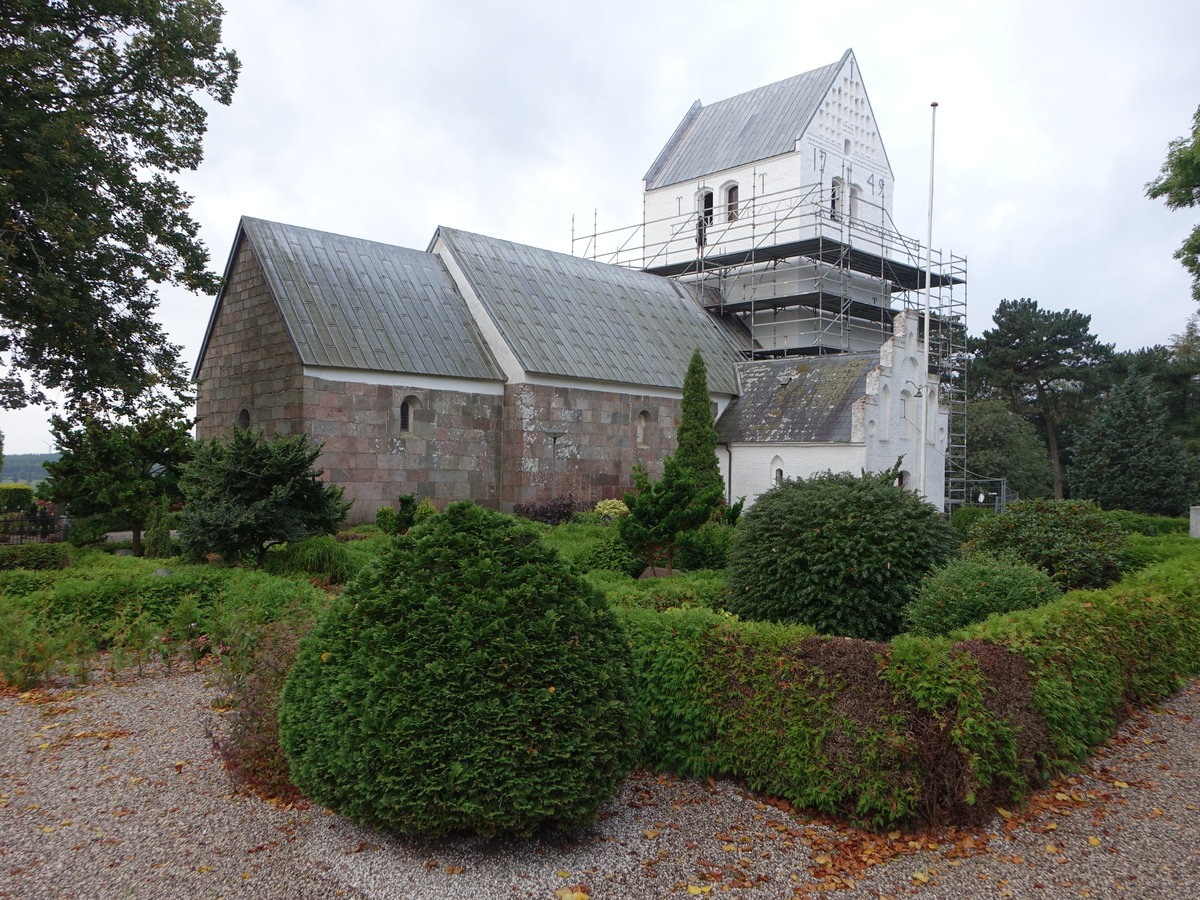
618 457 721 573
1068 374 1195 516
675 349 724 499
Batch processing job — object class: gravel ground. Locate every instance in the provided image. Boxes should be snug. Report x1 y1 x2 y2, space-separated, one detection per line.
1 666 1197 900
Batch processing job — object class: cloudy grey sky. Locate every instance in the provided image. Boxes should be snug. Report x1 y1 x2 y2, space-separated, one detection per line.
4 0 1199 453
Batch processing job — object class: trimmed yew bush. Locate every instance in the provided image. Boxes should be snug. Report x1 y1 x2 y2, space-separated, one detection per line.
966 498 1128 590
906 553 1062 637
727 470 958 640
279 502 639 836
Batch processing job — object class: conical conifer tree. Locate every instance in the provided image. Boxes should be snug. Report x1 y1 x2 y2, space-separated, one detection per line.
1068 373 1194 516
675 349 724 499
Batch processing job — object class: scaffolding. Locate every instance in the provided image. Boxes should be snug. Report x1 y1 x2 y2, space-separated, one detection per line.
573 181 968 510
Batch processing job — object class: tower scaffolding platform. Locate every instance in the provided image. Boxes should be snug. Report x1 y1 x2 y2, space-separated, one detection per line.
573 180 968 509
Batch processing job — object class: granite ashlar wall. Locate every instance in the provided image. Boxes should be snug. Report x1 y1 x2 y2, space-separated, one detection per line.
304 378 503 521
499 383 681 508
195 237 305 439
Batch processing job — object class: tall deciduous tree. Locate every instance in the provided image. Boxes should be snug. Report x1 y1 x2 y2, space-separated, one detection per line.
967 299 1112 498
40 406 195 556
177 428 351 566
1147 105 1200 301
1068 373 1195 517
674 349 723 499
0 1 239 411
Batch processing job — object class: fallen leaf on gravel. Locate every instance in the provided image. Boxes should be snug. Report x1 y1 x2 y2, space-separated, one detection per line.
643 829 660 839
1088 836 1101 846
686 886 712 895
444 865 465 875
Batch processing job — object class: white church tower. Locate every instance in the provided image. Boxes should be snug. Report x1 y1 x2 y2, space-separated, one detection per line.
575 50 967 509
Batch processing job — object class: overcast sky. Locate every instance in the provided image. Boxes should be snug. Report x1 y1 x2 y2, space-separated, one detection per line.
4 0 1200 454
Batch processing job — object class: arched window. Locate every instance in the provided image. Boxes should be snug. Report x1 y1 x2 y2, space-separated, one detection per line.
636 411 650 448
725 184 739 222
770 455 785 487
696 191 714 247
236 408 250 430
397 394 420 433
830 177 843 220
850 184 863 220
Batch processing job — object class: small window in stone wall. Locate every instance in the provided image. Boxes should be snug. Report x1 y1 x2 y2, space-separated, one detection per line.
636 411 650 448
775 468 784 486
398 395 421 433
236 408 250 430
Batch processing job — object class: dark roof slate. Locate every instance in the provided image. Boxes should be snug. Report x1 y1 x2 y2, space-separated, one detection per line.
235 217 504 380
644 51 849 191
715 353 876 443
433 227 743 394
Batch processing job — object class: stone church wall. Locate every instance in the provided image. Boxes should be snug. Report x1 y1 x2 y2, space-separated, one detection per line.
195 238 306 439
499 383 682 508
302 377 504 522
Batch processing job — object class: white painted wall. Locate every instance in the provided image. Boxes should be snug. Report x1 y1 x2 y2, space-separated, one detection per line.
641 52 895 272
723 310 947 510
721 441 868 506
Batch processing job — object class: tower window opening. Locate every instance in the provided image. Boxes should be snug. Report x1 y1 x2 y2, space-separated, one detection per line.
726 184 739 221
697 191 714 246
830 177 843 221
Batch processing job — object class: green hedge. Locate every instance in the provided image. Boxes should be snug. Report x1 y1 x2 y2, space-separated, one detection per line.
0 484 33 512
0 543 68 570
617 538 1200 829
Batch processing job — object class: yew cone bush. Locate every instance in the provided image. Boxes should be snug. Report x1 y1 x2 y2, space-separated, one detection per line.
279 502 638 836
726 469 958 640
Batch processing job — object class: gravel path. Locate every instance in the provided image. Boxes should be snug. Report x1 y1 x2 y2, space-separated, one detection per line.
1 667 1197 900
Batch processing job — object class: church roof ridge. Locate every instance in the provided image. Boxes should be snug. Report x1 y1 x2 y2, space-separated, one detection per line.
644 49 851 191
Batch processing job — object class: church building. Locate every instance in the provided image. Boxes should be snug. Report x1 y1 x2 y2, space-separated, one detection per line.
194 50 965 521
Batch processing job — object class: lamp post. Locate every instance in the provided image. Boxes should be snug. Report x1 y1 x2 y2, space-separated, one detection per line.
543 426 567 499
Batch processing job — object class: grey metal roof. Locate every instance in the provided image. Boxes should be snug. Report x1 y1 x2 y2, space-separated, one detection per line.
231 217 504 381
715 353 876 443
644 50 849 191
434 227 743 394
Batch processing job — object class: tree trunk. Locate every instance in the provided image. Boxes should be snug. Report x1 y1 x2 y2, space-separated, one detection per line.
131 528 143 557
1043 413 1066 499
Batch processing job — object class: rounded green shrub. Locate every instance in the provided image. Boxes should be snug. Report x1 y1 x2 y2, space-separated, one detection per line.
593 498 629 520
675 520 735 571
413 496 438 524
279 501 638 836
950 505 994 540
374 505 397 534
571 528 645 577
966 499 1129 591
726 470 958 641
905 552 1062 637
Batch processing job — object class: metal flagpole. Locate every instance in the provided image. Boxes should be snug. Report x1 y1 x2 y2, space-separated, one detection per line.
917 101 938 499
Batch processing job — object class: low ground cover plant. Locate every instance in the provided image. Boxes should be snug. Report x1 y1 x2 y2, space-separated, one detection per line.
0 552 327 688
727 468 958 640
280 502 639 837
967 498 1130 590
